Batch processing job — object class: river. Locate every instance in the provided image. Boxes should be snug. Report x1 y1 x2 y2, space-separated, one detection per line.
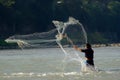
0 47 120 80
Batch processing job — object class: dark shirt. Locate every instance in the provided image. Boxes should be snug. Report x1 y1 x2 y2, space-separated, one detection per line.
81 48 94 60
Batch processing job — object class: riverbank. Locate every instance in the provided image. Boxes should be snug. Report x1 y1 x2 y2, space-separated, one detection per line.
0 40 120 49
92 43 120 48
0 40 18 49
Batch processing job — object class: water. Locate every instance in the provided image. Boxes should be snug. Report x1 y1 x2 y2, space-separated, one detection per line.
0 47 120 80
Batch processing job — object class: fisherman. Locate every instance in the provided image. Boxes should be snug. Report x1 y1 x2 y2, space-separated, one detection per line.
73 43 94 67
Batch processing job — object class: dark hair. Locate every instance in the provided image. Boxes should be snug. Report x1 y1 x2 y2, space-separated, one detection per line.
86 43 91 48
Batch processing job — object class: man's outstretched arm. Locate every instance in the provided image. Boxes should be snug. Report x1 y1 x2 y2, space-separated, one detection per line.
73 45 82 51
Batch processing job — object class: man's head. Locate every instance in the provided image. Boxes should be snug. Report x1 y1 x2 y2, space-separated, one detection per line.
86 43 91 48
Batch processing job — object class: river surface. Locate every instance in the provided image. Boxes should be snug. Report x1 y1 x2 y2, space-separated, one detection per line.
0 47 120 80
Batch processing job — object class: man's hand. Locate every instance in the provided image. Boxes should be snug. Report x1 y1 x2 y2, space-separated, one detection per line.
73 45 81 51
73 45 78 50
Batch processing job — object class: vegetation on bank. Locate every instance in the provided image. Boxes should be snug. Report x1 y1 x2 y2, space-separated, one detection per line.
0 40 18 49
0 0 120 44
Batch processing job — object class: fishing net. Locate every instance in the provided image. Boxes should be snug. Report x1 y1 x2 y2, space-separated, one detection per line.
5 17 89 72
5 17 87 49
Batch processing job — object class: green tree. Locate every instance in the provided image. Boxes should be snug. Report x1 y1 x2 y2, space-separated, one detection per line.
108 1 120 15
0 0 15 7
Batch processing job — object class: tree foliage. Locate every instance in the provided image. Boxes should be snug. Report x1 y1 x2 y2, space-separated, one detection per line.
0 0 120 43
0 0 15 7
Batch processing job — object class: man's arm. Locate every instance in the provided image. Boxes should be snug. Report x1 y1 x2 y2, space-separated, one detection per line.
73 45 82 51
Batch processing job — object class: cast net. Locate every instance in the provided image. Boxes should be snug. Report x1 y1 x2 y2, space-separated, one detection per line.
5 17 89 72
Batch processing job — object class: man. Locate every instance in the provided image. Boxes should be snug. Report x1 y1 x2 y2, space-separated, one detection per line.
73 43 94 67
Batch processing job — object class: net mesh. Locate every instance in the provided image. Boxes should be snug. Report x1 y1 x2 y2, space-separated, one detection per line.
5 17 87 48
5 17 90 72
